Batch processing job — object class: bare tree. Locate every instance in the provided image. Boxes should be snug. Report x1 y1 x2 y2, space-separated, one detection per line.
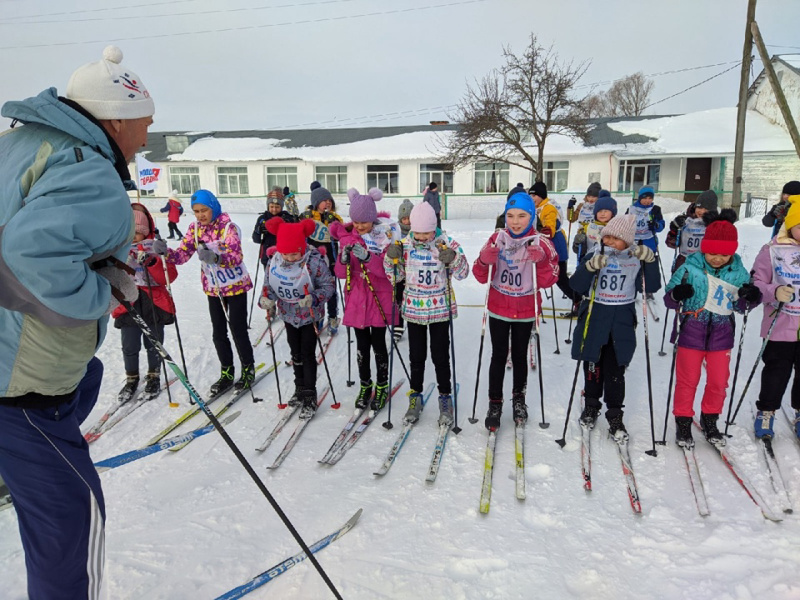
583 72 654 117
438 35 590 182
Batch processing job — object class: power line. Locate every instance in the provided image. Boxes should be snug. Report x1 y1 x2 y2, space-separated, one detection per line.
0 0 490 49
642 62 742 111
3 0 201 20
573 60 741 90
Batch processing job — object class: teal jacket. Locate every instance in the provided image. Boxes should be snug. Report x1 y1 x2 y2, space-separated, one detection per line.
0 88 134 398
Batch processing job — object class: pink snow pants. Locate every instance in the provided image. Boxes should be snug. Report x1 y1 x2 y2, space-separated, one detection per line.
672 347 731 417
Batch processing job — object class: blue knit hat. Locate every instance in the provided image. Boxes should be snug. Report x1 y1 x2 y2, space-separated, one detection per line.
505 191 535 216
638 186 655 200
191 189 221 221
594 192 617 218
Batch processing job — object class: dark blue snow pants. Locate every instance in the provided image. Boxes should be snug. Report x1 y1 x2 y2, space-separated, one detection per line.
0 357 106 600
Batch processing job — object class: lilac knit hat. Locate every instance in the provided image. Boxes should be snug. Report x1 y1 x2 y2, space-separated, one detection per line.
409 201 438 233
600 214 636 248
347 187 382 222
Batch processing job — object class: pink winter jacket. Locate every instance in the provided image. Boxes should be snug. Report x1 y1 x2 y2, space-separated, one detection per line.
472 229 559 321
166 213 253 297
752 225 800 342
331 218 399 329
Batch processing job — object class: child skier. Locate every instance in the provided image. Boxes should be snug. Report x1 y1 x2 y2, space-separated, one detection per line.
302 182 344 333
397 199 414 237
663 212 760 447
567 182 602 228
252 186 297 268
569 214 660 439
384 202 469 425
626 186 665 253
572 190 617 263
259 218 335 417
159 189 184 239
751 200 800 439
114 204 178 402
152 189 255 397
331 187 401 411
472 190 560 429
665 190 720 273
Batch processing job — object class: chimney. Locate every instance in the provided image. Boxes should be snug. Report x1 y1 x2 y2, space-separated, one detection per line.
429 120 450 126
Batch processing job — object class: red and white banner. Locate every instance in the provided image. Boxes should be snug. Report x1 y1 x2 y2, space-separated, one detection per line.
135 154 161 191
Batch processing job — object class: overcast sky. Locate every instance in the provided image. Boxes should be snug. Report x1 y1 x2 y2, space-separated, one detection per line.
1 0 798 132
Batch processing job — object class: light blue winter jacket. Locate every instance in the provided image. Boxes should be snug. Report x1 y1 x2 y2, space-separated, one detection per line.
0 88 134 398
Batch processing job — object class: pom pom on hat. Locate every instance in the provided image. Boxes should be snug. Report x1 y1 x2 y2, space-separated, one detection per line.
310 181 321 191
266 218 314 254
409 201 438 233
133 209 150 236
701 213 738 255
347 187 382 222
169 189 180 201
600 214 636 248
66 45 154 120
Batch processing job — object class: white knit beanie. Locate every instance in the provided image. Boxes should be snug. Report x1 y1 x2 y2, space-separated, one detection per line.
600 214 636 248
66 46 155 120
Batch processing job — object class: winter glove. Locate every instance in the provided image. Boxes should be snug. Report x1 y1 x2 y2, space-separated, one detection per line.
259 295 276 311
351 244 370 263
567 197 577 210
773 202 789 222
526 244 546 263
672 215 687 229
197 246 220 265
339 245 352 265
585 253 608 273
151 238 168 256
438 246 457 266
386 242 403 261
478 244 500 266
775 284 795 304
670 283 694 302
647 218 658 233
539 226 553 238
572 232 586 253
737 284 762 304
298 294 313 309
96 265 138 314
136 247 153 265
632 245 655 263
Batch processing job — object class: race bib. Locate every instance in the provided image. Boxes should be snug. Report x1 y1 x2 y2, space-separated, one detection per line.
703 273 738 316
362 217 401 254
406 242 447 297
491 230 536 297
578 203 596 224
770 245 800 316
309 221 331 243
594 251 639 305
630 205 654 241
268 254 313 303
679 218 705 257
200 239 249 289
127 239 157 287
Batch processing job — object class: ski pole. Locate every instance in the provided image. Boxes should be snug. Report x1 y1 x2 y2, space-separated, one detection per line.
382 261 399 431
265 299 285 409
550 287 560 354
723 308 750 436
111 292 344 600
247 258 261 328
469 260 493 424
304 284 340 410
728 302 784 428
156 233 190 405
335 247 355 388
442 257 462 434
639 249 658 457
530 240 549 429
657 271 690 445
657 308 672 356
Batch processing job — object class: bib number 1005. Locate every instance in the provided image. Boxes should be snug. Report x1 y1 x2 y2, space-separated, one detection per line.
211 266 243 284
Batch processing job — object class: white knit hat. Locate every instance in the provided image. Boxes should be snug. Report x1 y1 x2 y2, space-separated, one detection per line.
66 45 155 120
600 214 636 248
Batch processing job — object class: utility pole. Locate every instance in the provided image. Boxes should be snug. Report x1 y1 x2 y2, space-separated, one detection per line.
731 0 757 214
751 21 800 157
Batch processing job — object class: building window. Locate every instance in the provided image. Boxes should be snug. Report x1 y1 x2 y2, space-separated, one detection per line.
217 166 249 196
367 165 399 194
266 166 298 193
474 162 510 194
169 166 201 195
315 166 347 193
543 161 569 193
618 159 661 193
419 163 454 193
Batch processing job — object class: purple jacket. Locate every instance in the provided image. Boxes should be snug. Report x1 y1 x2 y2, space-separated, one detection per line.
752 227 800 342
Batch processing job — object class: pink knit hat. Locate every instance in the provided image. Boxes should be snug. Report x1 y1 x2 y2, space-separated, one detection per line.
347 187 382 222
600 214 636 248
409 201 437 233
133 209 150 236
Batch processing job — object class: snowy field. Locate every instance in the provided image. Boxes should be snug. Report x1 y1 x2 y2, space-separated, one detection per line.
2 209 800 600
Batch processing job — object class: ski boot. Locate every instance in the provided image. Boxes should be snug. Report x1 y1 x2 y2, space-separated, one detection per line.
287 389 302 408
511 392 527 425
675 416 694 449
485 398 503 430
404 391 424 424
754 410 775 440
371 382 389 411
298 389 318 420
700 412 725 447
118 373 139 403
210 366 235 398
327 317 340 336
579 402 600 429
143 370 161 398
235 363 255 391
438 393 454 427
607 414 628 442
355 380 374 410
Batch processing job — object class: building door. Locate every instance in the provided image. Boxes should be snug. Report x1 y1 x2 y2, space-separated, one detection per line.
684 158 712 203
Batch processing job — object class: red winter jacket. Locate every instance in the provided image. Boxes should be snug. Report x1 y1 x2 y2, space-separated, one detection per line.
160 198 183 223
472 230 559 320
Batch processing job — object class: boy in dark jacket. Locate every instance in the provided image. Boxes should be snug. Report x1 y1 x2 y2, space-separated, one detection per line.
252 186 297 268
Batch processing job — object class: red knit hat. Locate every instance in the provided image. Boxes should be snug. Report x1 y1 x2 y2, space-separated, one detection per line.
701 219 738 255
265 217 315 254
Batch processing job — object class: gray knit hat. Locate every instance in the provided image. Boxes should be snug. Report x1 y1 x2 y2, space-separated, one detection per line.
397 199 414 220
310 185 333 210
695 190 718 211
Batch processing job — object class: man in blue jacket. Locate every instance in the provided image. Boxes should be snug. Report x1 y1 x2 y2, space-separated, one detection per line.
0 46 153 599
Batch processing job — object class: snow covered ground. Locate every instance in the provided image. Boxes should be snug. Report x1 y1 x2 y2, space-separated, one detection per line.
2 210 800 599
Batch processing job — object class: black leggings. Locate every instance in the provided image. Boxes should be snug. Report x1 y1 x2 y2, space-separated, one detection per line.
758 340 800 412
488 317 534 399
286 322 317 390
354 326 389 384
207 293 254 367
407 320 451 394
167 221 182 238
583 342 626 419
